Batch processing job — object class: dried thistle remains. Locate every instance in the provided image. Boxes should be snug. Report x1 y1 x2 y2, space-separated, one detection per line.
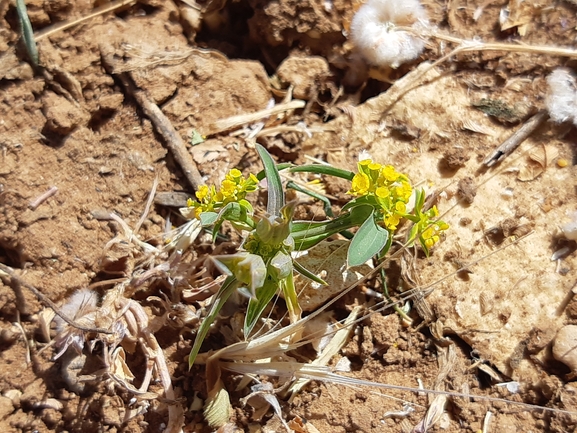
349 0 429 68
546 68 577 126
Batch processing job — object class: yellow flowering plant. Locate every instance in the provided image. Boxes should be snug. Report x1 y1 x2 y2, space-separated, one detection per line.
187 149 449 368
182 168 259 232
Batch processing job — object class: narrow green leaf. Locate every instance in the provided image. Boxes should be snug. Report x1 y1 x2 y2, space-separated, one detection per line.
292 259 327 286
414 189 425 214
16 0 39 66
255 163 293 181
244 277 278 337
347 211 389 267
286 180 334 217
291 205 372 250
289 164 355 180
189 276 239 367
212 202 243 240
256 144 284 216
341 195 379 213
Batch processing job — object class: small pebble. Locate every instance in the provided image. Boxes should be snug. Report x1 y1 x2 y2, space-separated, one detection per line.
553 325 577 372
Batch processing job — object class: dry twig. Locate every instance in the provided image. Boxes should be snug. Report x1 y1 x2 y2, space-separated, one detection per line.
100 48 204 192
28 186 58 210
484 110 549 167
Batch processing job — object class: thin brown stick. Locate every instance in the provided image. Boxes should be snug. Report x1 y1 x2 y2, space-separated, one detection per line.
29 186 58 210
0 263 113 334
483 110 549 167
100 50 204 192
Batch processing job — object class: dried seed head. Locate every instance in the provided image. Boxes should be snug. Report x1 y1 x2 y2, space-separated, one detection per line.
54 288 99 333
546 68 577 125
350 0 429 68
52 289 99 359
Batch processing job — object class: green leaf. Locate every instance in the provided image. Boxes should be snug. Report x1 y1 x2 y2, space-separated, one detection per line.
200 212 218 227
16 0 39 66
244 277 278 337
292 205 373 251
256 144 284 216
255 163 293 181
286 180 334 217
190 129 205 146
347 211 389 267
189 276 239 367
292 259 327 286
212 202 243 240
341 195 379 213
289 164 355 180
238 199 254 215
414 189 425 215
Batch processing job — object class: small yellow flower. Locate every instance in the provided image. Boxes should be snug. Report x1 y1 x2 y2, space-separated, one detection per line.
186 168 259 219
375 186 390 198
384 213 401 230
394 181 412 202
421 223 447 249
349 172 371 195
196 185 210 202
227 168 243 182
395 201 406 213
221 179 237 198
381 165 399 182
424 235 439 248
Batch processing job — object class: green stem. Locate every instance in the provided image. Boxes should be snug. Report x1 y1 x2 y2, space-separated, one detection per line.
286 180 334 217
289 164 355 180
291 205 373 250
380 265 412 322
189 276 239 367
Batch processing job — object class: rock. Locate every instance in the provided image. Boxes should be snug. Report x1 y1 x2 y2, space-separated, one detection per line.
553 325 577 372
0 395 14 419
277 56 330 100
42 91 90 135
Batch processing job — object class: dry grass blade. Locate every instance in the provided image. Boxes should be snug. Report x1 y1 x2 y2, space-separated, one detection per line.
34 0 136 42
207 100 306 135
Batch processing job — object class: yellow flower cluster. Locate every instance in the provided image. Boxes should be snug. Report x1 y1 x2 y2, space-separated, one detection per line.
187 169 259 219
348 159 413 230
419 206 450 248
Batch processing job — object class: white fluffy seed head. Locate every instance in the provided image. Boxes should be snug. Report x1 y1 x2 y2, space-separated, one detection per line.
562 211 577 241
546 68 577 124
350 0 428 68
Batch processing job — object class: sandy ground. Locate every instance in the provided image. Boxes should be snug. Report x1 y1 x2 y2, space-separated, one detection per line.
1 0 577 432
